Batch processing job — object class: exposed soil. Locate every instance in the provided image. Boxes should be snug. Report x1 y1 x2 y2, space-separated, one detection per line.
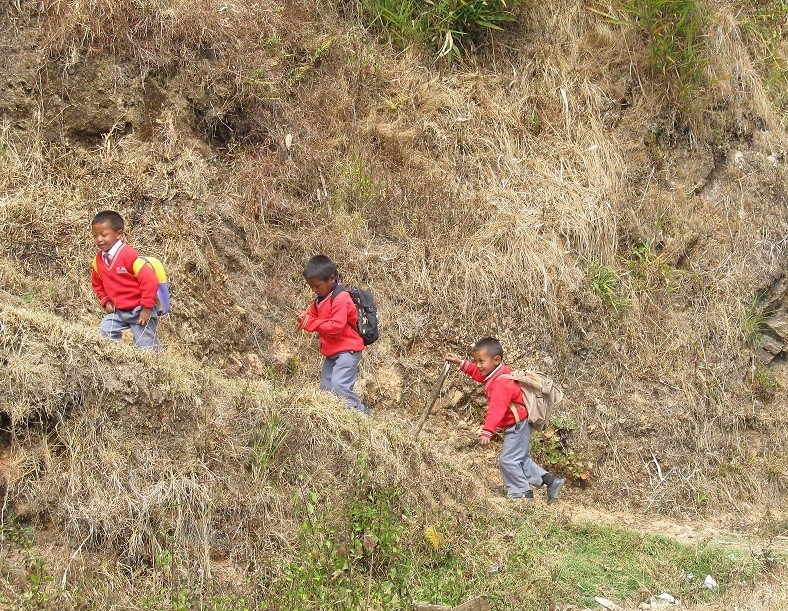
383 407 788 556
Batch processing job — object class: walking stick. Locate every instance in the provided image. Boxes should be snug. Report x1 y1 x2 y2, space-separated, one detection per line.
414 362 452 438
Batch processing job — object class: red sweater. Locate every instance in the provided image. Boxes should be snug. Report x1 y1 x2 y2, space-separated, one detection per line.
298 289 364 357
459 361 528 438
91 243 159 311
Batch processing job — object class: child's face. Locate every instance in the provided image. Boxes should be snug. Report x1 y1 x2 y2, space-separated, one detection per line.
306 274 336 298
471 348 502 377
91 221 124 252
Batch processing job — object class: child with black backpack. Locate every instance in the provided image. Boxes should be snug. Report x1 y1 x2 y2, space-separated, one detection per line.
446 337 564 503
297 255 372 415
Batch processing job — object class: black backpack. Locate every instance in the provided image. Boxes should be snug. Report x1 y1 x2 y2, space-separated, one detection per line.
331 284 379 345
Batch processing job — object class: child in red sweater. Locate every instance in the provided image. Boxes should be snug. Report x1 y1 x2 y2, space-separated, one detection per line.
90 210 160 351
297 255 371 415
446 337 563 503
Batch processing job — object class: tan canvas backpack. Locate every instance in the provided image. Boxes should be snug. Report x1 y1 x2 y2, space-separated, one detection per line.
500 370 564 431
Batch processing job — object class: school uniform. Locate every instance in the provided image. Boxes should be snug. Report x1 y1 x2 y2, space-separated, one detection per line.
91 241 160 350
458 360 548 496
299 284 369 414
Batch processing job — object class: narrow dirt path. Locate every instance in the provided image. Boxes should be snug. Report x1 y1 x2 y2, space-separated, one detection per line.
552 498 788 554
395 410 788 556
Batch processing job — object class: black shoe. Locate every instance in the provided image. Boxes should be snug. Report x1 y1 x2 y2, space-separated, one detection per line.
547 477 565 505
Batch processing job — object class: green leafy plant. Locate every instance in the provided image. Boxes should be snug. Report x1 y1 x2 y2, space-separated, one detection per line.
751 364 780 402
626 237 675 289
358 0 525 60
20 557 52 610
272 482 411 610
0 514 34 548
588 262 628 312
612 0 708 104
532 417 591 483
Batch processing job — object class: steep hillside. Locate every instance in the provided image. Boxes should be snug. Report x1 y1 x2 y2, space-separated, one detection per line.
1 0 787 608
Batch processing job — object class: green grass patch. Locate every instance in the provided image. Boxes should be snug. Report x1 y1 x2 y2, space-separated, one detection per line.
354 0 525 60
734 1 788 127
453 512 759 610
608 0 709 106
261 489 761 610
588 261 629 313
0 492 768 610
741 295 771 348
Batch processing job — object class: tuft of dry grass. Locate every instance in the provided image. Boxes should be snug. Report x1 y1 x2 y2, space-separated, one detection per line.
0 0 785 539
0 303 469 573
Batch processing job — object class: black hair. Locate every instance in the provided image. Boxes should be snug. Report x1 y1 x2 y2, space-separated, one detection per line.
303 255 338 281
92 210 125 231
472 337 504 358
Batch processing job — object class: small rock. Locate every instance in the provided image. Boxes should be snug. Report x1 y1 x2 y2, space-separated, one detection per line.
447 390 465 407
759 334 784 355
595 597 624 611
649 593 679 608
703 575 717 589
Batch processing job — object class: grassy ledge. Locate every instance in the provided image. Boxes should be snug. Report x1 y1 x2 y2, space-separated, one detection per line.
0 305 783 609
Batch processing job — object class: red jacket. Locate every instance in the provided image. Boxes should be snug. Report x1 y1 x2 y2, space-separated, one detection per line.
459 361 528 438
298 288 364 357
91 243 159 311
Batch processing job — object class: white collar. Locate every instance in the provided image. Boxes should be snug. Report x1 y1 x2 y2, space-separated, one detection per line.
105 240 124 259
483 363 503 382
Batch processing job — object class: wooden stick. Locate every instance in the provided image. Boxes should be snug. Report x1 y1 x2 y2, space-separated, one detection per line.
414 362 452 437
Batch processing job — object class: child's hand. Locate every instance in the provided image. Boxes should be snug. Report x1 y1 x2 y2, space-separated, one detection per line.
479 435 491 446
139 307 152 326
445 352 462 365
104 301 115 313
297 310 309 330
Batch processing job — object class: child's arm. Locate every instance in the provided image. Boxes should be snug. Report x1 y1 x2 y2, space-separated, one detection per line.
445 353 462 365
299 296 352 335
91 265 113 311
136 262 159 310
445 353 486 383
479 385 516 442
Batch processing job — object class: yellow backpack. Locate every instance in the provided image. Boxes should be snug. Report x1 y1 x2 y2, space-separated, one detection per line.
92 254 170 315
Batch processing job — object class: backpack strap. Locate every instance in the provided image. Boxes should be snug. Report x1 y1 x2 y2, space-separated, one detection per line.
132 256 150 277
509 403 522 423
328 282 346 301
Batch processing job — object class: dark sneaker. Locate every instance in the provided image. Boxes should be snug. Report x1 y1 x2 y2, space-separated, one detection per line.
506 490 534 501
547 477 565 505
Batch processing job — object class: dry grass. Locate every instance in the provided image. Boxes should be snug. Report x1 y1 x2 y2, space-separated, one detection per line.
0 0 786 594
0 303 467 576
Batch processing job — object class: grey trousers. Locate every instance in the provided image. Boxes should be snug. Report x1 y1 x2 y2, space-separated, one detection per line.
99 306 160 351
499 420 548 495
320 351 369 413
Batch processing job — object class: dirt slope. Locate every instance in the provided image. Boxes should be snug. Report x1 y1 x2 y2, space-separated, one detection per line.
1 0 787 607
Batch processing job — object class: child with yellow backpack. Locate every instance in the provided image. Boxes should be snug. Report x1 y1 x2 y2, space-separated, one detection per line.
90 210 168 351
